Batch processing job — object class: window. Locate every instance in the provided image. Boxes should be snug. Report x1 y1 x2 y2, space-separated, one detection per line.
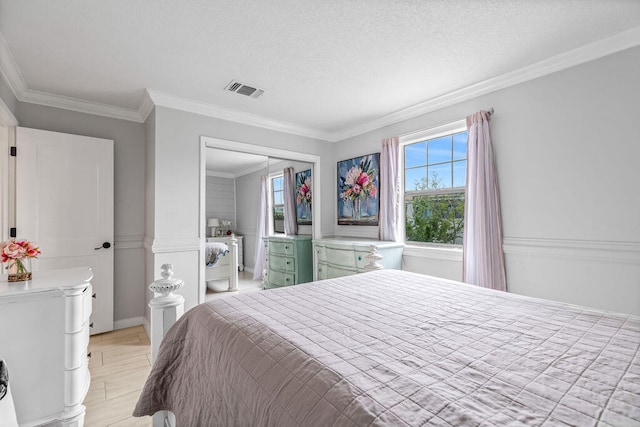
403 124 468 245
271 174 285 233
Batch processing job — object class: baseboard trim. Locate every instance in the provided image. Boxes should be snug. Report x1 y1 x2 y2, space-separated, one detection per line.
503 237 640 264
114 316 144 330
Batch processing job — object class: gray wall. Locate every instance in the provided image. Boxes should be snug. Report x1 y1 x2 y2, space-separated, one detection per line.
14 102 148 326
332 46 640 315
205 175 236 233
148 106 332 312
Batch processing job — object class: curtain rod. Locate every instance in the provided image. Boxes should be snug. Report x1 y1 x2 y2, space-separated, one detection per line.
397 108 494 139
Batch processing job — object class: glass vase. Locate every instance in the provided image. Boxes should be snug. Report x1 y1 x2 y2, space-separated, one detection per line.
7 257 32 282
353 198 361 220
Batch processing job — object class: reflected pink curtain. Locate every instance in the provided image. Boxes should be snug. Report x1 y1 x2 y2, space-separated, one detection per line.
253 175 268 280
283 167 298 236
463 111 506 291
379 137 400 241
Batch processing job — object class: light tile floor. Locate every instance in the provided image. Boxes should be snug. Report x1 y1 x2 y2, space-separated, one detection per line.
84 325 152 426
83 271 261 426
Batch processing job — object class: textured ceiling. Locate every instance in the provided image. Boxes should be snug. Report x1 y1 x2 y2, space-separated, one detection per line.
1 0 639 138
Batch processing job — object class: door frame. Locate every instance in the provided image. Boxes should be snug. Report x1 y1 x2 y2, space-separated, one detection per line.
199 136 322 303
0 95 18 243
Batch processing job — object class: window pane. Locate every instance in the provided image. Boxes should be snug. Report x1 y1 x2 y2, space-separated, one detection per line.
272 177 283 191
428 136 452 164
453 132 467 160
405 167 426 191
428 163 452 188
405 192 465 244
273 191 284 205
405 141 426 168
453 160 466 187
273 206 284 233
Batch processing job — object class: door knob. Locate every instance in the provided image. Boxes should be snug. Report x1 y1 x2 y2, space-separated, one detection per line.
94 242 111 250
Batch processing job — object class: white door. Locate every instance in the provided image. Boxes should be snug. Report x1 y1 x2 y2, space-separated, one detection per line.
15 127 114 334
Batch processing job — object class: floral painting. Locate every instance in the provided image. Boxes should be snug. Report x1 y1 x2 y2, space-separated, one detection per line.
295 169 312 225
337 153 380 225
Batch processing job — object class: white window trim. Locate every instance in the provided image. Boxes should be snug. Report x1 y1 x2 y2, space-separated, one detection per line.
399 119 467 254
269 171 284 235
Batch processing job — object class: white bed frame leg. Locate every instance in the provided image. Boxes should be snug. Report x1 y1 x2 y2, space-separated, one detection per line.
228 236 239 292
153 410 176 427
364 245 384 271
149 265 183 427
148 264 185 363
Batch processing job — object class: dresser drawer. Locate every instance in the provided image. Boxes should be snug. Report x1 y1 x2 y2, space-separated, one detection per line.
316 262 328 280
324 246 364 269
270 254 295 272
265 270 296 287
315 245 326 262
269 241 295 256
65 322 90 370
326 264 358 279
65 284 93 333
64 356 90 406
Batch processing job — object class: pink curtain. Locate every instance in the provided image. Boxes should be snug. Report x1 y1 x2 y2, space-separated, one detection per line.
283 167 298 236
379 137 400 241
463 111 506 291
252 175 268 280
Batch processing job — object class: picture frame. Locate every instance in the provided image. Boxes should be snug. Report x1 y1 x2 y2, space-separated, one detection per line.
337 153 380 225
295 169 312 225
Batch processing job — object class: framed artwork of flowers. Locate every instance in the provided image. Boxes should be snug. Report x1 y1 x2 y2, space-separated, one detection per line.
337 153 380 225
295 169 312 225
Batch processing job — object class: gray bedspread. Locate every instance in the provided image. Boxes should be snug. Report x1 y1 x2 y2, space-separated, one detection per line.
134 270 640 426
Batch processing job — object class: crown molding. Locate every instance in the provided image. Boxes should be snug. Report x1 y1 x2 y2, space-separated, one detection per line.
332 26 640 141
138 89 155 121
146 89 334 141
1 26 638 139
20 88 144 122
0 32 27 100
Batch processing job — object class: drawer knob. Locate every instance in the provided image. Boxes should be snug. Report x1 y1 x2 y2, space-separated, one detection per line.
90 322 94 328
286 278 290 281
358 256 362 261
92 293 96 299
87 352 92 359
286 261 290 265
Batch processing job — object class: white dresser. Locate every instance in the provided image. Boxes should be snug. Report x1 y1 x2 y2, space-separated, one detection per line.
207 235 244 271
313 238 404 280
0 267 93 426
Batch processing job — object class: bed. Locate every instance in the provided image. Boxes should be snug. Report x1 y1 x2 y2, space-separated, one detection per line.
205 238 238 291
134 269 640 426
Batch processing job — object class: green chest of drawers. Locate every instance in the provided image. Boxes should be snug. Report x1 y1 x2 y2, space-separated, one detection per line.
263 235 313 289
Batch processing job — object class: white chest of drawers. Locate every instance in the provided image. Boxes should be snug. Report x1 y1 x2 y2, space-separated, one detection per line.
0 267 93 426
313 238 404 280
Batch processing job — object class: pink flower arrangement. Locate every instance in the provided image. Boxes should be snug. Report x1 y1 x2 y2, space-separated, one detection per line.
339 161 377 203
296 177 312 205
1 240 40 277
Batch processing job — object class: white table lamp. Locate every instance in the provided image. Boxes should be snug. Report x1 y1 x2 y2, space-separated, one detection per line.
207 218 219 237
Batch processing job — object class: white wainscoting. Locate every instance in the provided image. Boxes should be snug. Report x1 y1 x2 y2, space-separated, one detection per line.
503 237 640 316
401 237 639 316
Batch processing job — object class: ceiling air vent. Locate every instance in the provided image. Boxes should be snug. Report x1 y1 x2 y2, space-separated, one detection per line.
225 80 264 99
